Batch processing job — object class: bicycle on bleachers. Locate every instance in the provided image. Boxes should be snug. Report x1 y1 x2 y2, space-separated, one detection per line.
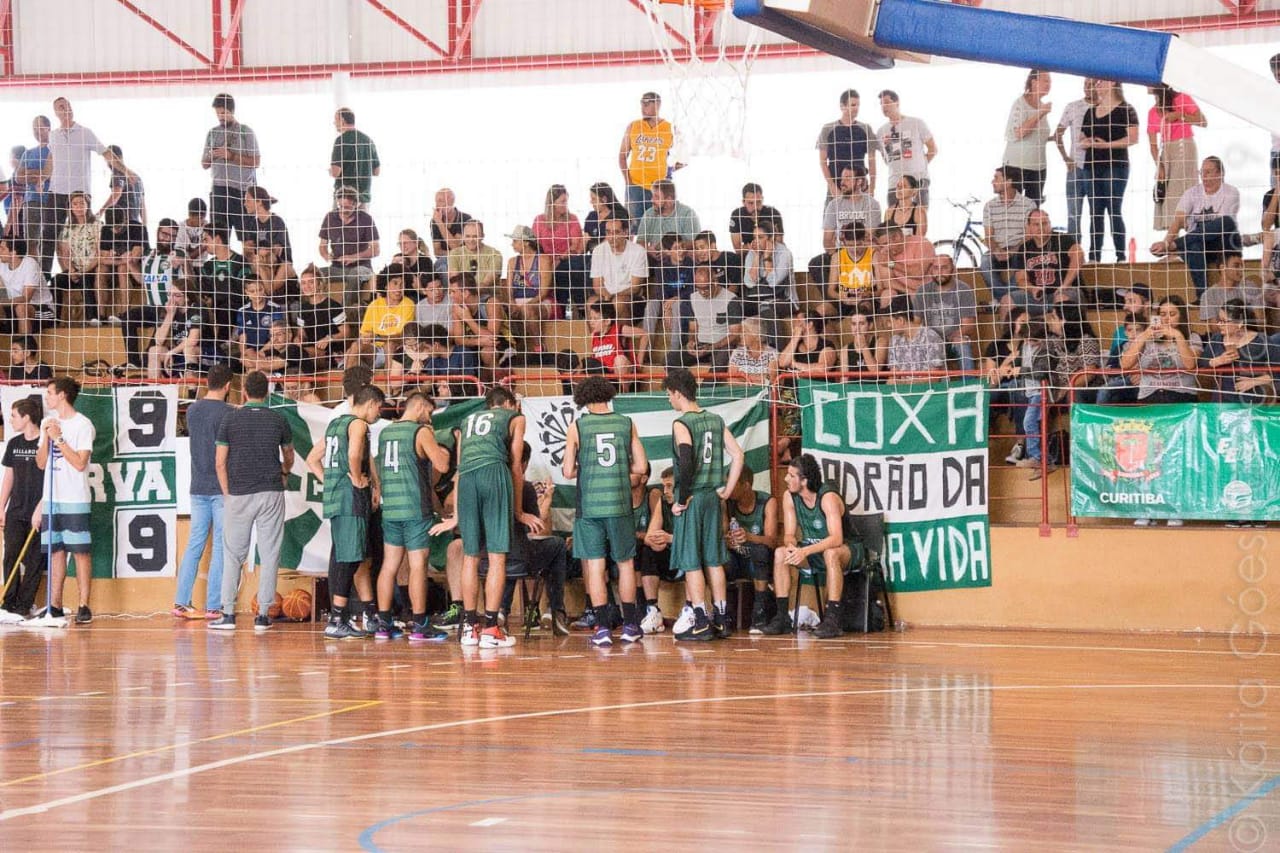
932 196 986 269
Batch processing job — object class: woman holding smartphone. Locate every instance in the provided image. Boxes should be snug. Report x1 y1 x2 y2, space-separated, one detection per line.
1118 294 1200 528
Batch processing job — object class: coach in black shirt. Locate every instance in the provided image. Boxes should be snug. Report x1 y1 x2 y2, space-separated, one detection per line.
210 371 294 632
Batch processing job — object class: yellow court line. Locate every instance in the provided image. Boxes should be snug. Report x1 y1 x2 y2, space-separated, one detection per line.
0 700 382 788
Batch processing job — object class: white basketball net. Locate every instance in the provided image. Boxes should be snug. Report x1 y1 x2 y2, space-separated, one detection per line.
641 0 763 160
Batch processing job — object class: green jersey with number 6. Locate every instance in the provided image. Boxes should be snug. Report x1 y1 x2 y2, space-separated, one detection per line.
672 410 725 495
322 414 368 519
457 407 516 475
575 411 633 519
378 421 434 522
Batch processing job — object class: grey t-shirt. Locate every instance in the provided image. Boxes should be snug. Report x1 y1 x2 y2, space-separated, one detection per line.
187 398 232 496
683 288 742 345
822 195 882 233
912 278 977 340
1198 284 1265 322
203 121 260 190
1137 337 1201 398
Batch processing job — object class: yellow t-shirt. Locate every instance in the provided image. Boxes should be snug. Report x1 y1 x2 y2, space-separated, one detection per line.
626 119 674 190
360 297 416 341
834 247 875 297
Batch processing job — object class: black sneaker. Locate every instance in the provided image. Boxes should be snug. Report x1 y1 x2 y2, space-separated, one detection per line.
812 612 843 640
570 610 597 631
675 610 715 642
759 611 793 635
748 598 770 634
253 615 272 632
551 610 571 637
209 613 236 631
713 612 732 640
75 606 93 625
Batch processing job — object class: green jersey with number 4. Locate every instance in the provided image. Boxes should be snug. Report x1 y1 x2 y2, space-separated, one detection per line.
378 421 434 522
672 410 725 495
575 411 633 519
322 414 368 519
457 407 516 475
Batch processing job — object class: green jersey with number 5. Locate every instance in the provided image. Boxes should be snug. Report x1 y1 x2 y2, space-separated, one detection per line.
575 411 633 519
457 407 516 475
673 410 725 495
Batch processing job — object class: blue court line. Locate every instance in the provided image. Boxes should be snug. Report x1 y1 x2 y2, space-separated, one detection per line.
0 739 39 750
580 747 669 757
1166 773 1280 853
359 785 863 852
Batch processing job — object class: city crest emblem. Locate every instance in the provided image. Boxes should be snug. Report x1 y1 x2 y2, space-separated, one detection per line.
1099 419 1163 482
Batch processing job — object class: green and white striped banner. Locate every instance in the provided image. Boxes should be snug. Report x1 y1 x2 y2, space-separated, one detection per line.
273 389 771 573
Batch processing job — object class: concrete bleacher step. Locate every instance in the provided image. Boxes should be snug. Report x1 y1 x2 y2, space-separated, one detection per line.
42 325 127 370
541 318 591 355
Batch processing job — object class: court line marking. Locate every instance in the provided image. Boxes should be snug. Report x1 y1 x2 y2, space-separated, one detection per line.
1166 773 1280 852
0 682 1244 822
846 637 1280 658
0 700 381 790
470 817 507 827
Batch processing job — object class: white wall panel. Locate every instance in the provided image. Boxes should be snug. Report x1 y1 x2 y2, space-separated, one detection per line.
15 0 210 74
348 0 450 64
473 0 658 58
241 0 353 67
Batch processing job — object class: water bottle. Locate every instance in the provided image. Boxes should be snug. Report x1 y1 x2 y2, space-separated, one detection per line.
729 518 747 555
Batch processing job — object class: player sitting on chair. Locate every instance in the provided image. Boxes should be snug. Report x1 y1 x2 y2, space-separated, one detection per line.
760 453 852 639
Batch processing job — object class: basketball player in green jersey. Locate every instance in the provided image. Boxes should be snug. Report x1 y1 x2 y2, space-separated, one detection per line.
561 377 648 647
306 384 384 640
661 368 743 641
761 453 852 639
725 463 780 634
376 391 451 642
430 386 543 648
638 466 678 632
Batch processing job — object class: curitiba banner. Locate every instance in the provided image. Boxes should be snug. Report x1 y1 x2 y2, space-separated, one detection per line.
272 388 771 574
1 385 179 580
1070 403 1280 521
796 380 991 593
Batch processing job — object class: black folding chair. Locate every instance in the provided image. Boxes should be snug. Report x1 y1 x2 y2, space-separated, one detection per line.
844 512 895 632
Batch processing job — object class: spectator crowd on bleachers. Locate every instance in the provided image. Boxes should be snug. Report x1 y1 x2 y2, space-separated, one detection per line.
0 77 1276 492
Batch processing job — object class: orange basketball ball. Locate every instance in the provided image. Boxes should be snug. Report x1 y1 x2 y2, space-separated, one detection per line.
251 593 284 619
282 589 312 621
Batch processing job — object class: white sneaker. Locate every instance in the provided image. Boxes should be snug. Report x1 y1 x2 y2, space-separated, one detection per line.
1005 443 1024 465
640 605 665 634
461 622 480 646
479 626 516 648
1166 519 1184 527
673 604 695 635
1134 518 1153 527
21 607 68 628
0 608 25 624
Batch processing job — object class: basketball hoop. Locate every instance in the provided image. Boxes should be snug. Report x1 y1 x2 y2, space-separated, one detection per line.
641 0 762 160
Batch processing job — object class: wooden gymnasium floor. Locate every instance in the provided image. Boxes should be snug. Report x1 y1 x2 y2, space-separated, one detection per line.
0 620 1277 851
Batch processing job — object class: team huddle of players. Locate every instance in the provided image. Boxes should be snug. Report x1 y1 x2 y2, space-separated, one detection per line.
308 367 859 647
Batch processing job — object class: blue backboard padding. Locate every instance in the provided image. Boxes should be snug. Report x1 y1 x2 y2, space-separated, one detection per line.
732 0 895 69
874 0 1168 85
